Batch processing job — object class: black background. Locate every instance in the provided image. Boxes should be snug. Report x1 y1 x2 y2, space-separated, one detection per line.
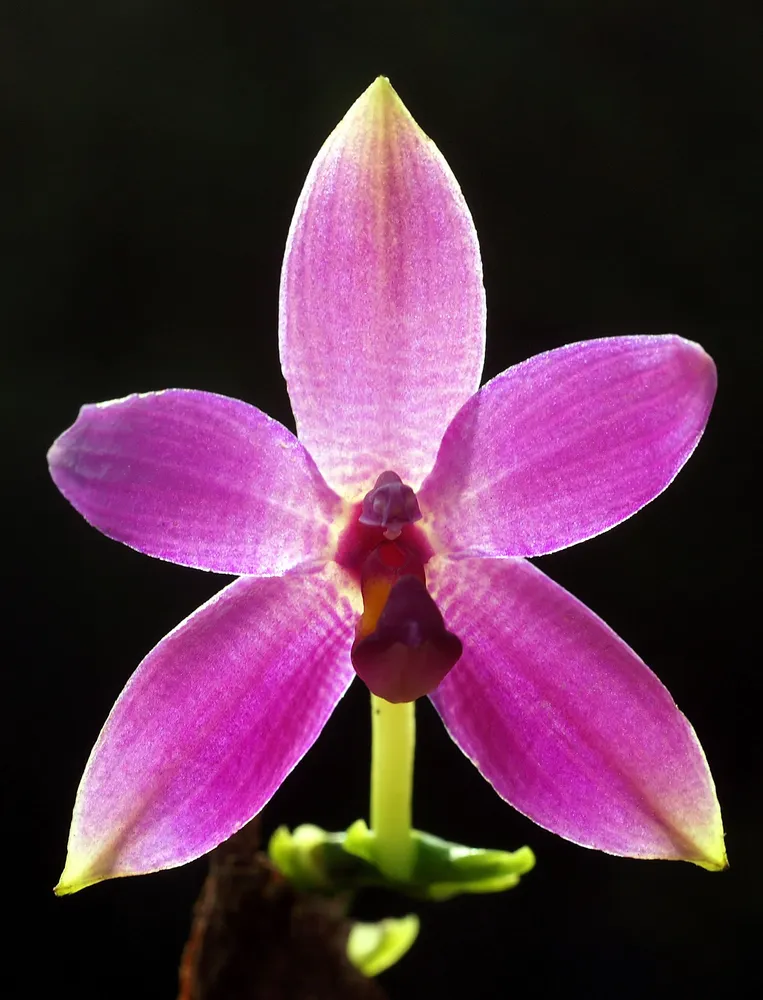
7 2 760 998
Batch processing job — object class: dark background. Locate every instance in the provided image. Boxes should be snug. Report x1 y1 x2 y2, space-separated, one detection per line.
6 1 760 997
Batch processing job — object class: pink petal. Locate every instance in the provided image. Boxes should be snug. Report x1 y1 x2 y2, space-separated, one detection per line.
279 78 485 498
419 336 716 557
48 389 344 575
56 565 356 893
427 556 726 869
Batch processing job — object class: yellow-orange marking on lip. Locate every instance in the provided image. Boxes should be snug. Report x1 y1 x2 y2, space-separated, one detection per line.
358 576 394 639
357 541 427 639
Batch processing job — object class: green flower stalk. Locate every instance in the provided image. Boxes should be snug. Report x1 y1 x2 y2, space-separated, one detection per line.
370 696 416 881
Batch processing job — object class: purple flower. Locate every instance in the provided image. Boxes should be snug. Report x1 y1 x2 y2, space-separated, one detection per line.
49 78 725 895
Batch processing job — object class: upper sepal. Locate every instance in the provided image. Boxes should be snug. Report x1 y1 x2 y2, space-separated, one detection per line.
279 78 486 498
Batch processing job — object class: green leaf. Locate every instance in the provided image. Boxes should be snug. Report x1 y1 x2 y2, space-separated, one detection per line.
346 914 420 977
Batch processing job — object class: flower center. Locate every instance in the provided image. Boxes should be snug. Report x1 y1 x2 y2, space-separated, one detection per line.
337 471 462 703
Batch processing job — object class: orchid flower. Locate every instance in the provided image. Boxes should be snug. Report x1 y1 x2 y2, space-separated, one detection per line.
49 77 725 902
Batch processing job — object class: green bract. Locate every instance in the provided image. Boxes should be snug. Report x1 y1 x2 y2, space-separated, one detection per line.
269 820 535 901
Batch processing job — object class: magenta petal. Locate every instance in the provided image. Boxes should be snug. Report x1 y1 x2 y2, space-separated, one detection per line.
427 556 726 868
48 389 344 575
56 565 355 893
419 336 716 557
279 78 485 498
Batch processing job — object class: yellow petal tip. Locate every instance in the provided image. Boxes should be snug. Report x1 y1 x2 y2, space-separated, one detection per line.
54 873 102 896
366 76 394 99
54 853 109 895
685 822 728 871
351 75 412 130
691 846 729 872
